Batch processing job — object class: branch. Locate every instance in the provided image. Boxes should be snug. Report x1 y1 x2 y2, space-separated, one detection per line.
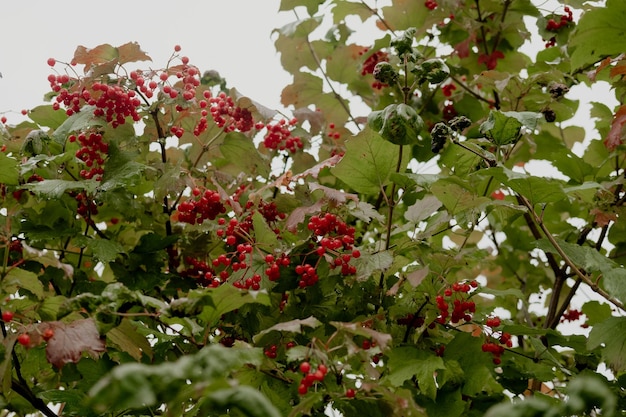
517 194 625 312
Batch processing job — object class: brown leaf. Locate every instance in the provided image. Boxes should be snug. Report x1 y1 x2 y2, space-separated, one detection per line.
285 200 325 232
41 318 106 368
604 104 626 151
590 208 617 227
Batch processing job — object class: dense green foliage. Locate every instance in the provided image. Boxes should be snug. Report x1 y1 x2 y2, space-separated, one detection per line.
0 0 625 416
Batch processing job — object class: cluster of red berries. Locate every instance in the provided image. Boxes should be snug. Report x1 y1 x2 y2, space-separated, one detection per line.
262 118 303 153
89 82 142 127
481 319 512 365
180 257 219 287
561 308 584 323
177 188 227 225
546 7 573 32
442 102 458 121
424 0 438 10
263 341 296 359
264 253 291 282
477 50 505 70
297 361 328 395
434 280 478 325
326 123 341 141
396 313 425 329
70 131 108 180
308 213 360 277
73 191 100 217
202 91 254 133
360 48 389 76
544 7 574 48
441 83 457 97
49 75 142 128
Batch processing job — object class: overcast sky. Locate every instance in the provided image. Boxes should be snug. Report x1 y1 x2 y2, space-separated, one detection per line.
0 1 294 120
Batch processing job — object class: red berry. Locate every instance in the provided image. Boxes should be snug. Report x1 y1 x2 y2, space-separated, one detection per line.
47 58 56 66
17 333 30 347
174 45 182 52
298 384 308 395
42 328 54 341
299 361 311 374
346 388 356 398
2 311 14 322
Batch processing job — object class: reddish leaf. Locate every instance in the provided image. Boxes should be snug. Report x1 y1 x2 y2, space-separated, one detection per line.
41 318 106 368
604 105 626 151
117 42 152 65
590 208 617 227
73 44 118 72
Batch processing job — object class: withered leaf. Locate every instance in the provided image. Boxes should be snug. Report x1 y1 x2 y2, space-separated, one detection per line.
41 318 106 368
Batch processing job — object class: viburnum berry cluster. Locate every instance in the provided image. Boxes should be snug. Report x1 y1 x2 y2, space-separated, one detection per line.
434 280 478 325
176 188 226 225
262 118 303 153
546 7 574 32
481 316 513 365
70 130 108 180
544 7 574 48
360 47 390 89
308 212 359 276
424 0 438 10
205 91 255 133
297 361 328 395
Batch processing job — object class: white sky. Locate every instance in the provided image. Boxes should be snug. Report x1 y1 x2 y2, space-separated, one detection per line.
0 0 293 120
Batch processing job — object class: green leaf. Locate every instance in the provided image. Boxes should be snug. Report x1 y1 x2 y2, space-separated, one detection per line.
569 0 626 71
332 126 405 195
24 179 96 199
386 346 445 400
106 319 154 361
251 211 278 250
587 316 626 373
480 110 540 145
0 153 19 185
51 105 104 144
404 196 442 223
486 166 567 205
88 344 264 413
28 104 67 129
581 301 612 325
3 268 44 299
199 285 271 325
431 177 490 215
253 316 322 343
279 0 324 15
534 238 614 274
602 267 626 305
205 386 281 417
220 132 270 177
86 239 125 263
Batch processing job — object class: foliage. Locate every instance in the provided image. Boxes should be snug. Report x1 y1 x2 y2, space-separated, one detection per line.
0 0 625 416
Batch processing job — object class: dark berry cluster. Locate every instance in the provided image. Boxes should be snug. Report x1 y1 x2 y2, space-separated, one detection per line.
297 361 328 395
70 131 108 180
177 188 226 225
424 0 438 10
434 280 478 325
73 191 99 217
262 118 303 153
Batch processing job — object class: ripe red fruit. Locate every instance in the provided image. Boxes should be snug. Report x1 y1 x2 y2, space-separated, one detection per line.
346 388 356 398
17 333 30 347
47 58 56 66
2 311 14 322
42 328 54 341
299 361 311 374
21 109 28 116
174 45 182 52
